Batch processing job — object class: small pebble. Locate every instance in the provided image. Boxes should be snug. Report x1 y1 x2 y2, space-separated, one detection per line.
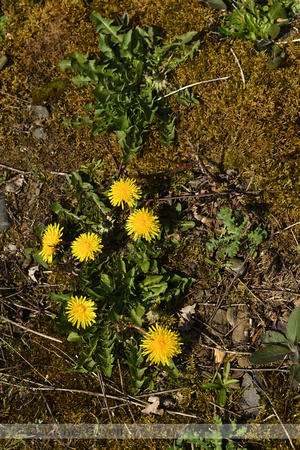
32 127 46 140
32 105 50 120
3 244 17 252
0 192 10 232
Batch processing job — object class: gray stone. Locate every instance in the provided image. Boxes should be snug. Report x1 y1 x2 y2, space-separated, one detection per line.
32 127 46 140
32 105 50 119
0 192 10 232
240 373 261 415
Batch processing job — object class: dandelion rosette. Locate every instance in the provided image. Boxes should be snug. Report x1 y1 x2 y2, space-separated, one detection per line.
108 178 142 209
140 323 183 366
39 223 64 263
65 296 97 329
125 208 160 241
71 232 103 262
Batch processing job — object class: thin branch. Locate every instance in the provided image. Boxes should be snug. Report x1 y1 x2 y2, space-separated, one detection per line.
230 48 245 85
136 388 186 398
0 315 62 343
1 379 148 408
50 342 77 365
0 163 68 176
2 378 200 419
275 221 300 234
40 391 68 449
157 76 230 101
103 380 185 401
0 163 31 174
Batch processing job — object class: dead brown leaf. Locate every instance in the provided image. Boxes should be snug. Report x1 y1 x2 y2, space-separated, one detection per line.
178 304 196 332
141 397 164 416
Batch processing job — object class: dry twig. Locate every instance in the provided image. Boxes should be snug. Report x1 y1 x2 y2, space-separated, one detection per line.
0 315 62 343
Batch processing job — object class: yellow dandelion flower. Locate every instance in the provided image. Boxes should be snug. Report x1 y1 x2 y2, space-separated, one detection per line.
140 323 183 366
125 208 160 241
71 232 103 262
108 178 142 209
65 296 97 329
39 223 63 263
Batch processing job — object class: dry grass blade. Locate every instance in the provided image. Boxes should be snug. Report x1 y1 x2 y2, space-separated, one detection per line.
230 48 245 85
0 315 63 343
40 391 68 449
0 163 31 174
0 337 52 384
157 76 230 101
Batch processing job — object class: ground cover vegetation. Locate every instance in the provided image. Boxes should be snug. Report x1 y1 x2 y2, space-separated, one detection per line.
0 0 300 449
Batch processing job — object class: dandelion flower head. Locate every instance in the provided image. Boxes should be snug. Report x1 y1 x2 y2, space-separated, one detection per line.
71 232 103 262
39 223 63 263
108 178 142 209
65 296 97 329
140 323 183 366
125 208 160 241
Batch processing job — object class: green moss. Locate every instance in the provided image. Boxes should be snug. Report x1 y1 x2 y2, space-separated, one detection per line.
31 80 70 103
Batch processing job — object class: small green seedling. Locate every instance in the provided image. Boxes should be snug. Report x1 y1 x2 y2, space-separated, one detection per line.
201 361 239 407
167 414 247 450
206 207 267 258
200 0 300 45
250 307 300 382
